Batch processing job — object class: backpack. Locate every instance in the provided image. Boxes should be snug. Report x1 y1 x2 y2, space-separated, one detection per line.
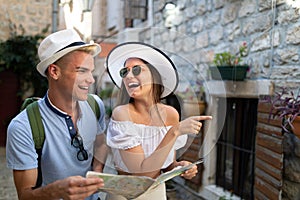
21 94 100 188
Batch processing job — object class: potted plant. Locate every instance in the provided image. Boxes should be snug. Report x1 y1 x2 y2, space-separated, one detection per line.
210 42 249 81
264 88 300 138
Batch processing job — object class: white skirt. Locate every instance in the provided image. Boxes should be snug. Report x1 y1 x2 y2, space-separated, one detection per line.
105 182 166 200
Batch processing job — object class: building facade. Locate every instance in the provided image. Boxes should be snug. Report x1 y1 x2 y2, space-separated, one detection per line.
0 0 300 199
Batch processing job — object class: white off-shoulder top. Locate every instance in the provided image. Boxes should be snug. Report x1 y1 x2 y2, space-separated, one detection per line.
106 119 187 172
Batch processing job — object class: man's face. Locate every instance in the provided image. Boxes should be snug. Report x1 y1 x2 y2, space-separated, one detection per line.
55 50 95 101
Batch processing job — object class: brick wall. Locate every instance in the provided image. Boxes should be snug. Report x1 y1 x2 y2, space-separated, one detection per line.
178 133 204 191
255 101 283 199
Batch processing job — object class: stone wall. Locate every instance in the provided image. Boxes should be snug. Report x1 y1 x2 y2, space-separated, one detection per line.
143 0 300 93
137 0 300 199
0 0 52 40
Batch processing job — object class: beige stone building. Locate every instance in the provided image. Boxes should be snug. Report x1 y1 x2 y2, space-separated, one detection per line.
0 0 52 40
1 1 300 199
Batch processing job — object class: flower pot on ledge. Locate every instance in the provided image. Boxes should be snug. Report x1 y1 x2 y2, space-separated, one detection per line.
210 65 248 81
292 116 300 139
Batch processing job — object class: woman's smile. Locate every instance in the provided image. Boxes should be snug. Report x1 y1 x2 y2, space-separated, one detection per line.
128 82 140 88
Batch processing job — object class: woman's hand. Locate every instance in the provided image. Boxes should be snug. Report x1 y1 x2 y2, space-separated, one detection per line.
175 160 198 180
178 116 212 135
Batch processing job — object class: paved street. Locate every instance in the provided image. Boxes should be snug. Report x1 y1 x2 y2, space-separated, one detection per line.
0 147 18 200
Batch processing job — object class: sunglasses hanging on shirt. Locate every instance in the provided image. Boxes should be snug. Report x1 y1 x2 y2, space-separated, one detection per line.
71 132 88 161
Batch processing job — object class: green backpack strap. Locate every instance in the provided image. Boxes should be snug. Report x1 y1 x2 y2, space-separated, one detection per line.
26 101 45 149
21 97 41 111
87 94 100 120
26 101 44 188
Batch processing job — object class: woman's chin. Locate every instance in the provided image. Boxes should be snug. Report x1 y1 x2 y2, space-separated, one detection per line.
128 88 140 97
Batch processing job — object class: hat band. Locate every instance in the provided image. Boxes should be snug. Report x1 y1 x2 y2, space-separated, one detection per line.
56 41 86 53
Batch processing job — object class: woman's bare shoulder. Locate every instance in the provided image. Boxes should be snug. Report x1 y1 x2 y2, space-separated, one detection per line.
159 104 179 125
159 103 178 114
111 104 130 121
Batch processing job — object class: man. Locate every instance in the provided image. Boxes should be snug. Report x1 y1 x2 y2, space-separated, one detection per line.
6 29 107 200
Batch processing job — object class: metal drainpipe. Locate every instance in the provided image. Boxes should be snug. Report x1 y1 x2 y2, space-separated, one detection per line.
52 0 58 33
149 0 154 45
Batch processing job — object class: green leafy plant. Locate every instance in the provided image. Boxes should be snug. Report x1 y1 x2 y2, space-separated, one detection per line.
98 87 115 117
98 87 114 99
213 42 248 66
0 24 49 97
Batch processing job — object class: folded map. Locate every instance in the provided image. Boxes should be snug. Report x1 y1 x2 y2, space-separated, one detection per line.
86 160 203 199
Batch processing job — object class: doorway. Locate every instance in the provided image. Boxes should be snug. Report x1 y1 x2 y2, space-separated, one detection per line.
216 98 258 199
0 70 21 146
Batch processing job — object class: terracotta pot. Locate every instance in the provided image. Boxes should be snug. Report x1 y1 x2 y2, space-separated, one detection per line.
292 116 300 138
182 101 206 118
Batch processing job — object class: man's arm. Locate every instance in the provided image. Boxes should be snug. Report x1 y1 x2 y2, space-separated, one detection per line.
93 133 108 172
13 168 38 197
13 169 104 200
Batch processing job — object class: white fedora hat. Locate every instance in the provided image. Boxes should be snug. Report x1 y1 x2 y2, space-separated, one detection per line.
37 29 101 77
106 42 178 98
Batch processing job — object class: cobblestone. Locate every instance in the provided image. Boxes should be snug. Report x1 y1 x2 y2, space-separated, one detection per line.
0 147 18 200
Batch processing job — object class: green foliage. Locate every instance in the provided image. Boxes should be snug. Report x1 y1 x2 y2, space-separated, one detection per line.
213 52 241 66
219 196 233 200
213 42 248 67
98 87 114 117
98 87 114 99
0 25 49 97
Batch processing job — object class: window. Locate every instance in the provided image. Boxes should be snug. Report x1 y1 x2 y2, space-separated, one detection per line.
124 0 147 19
124 0 147 27
216 98 258 200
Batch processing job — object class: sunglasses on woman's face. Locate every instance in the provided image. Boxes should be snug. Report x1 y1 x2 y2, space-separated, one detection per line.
119 65 142 78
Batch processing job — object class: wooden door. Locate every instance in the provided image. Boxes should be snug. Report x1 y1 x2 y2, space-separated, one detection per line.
0 70 21 146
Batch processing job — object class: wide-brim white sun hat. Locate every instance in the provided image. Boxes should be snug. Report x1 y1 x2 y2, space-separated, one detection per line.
37 29 101 77
106 42 178 98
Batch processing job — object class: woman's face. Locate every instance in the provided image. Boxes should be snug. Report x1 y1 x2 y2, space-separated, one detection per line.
122 58 153 99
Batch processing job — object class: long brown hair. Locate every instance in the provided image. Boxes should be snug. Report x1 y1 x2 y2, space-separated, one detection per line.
116 58 164 106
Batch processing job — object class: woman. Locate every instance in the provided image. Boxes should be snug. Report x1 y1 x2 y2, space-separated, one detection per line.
106 42 212 199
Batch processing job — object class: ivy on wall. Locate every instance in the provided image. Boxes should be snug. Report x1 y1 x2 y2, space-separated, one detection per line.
0 24 49 98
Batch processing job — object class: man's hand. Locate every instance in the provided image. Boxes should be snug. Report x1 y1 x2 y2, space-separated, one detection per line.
51 176 104 200
13 169 104 200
